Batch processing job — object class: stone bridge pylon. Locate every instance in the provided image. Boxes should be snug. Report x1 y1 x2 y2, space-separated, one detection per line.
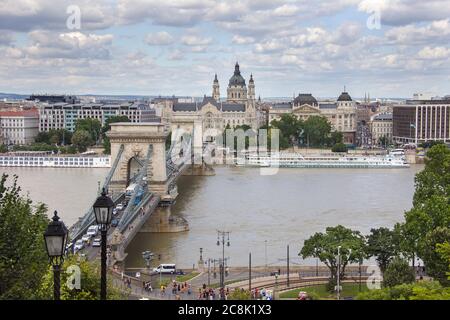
107 123 169 196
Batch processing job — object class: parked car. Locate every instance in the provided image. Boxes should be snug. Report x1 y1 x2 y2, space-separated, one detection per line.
116 203 124 211
92 237 101 247
113 208 118 215
74 239 84 252
82 234 92 243
86 225 99 237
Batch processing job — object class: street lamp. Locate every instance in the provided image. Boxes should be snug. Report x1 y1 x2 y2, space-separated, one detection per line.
44 211 68 300
93 188 114 300
217 230 230 295
337 246 341 300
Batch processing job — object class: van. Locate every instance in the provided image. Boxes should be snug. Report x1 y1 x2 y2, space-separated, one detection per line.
153 264 176 274
86 225 99 237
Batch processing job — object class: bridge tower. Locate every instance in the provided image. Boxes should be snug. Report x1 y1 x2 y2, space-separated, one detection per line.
107 123 169 196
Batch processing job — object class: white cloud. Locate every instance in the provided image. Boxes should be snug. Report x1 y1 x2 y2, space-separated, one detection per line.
144 31 174 45
231 35 255 45
181 35 212 46
418 46 450 60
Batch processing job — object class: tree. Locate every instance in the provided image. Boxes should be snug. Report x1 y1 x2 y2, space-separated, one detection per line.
436 242 450 281
101 116 130 154
331 143 348 153
0 144 7 153
0 174 49 299
383 257 415 287
300 225 366 289
378 135 388 148
72 129 93 153
328 131 343 146
302 116 331 147
356 281 450 300
36 255 127 300
270 114 302 148
366 227 398 275
420 227 450 286
413 144 450 206
75 118 102 144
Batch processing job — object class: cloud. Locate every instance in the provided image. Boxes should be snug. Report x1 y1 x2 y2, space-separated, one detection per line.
144 31 174 45
0 31 14 45
231 35 255 45
181 35 212 46
385 19 450 44
0 0 115 31
24 31 114 59
418 46 450 60
358 0 450 26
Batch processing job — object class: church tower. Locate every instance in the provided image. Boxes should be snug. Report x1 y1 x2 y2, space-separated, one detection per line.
212 74 220 101
248 74 255 101
227 62 247 103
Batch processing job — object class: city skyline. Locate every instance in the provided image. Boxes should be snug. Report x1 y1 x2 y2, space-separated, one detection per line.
0 0 450 98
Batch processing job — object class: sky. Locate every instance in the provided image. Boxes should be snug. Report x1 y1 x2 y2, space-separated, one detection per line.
0 0 450 98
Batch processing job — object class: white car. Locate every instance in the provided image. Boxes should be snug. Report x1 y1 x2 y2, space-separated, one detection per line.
86 225 99 236
74 239 84 252
153 264 176 274
82 234 91 243
116 203 124 211
92 237 101 247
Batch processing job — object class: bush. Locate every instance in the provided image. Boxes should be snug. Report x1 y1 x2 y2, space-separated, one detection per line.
383 257 415 287
332 143 348 153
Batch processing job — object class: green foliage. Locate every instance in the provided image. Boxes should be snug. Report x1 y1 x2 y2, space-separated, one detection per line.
101 116 130 154
383 257 415 287
436 242 450 280
300 225 367 285
413 144 450 206
329 131 343 146
271 114 303 147
35 129 72 146
71 129 93 153
331 143 348 153
75 118 102 144
228 288 252 300
0 144 8 153
302 115 332 147
356 281 450 300
13 143 58 153
36 255 127 300
366 227 399 274
420 227 450 286
0 174 49 299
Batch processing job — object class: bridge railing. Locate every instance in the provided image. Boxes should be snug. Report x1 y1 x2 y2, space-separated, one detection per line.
117 145 153 231
70 144 125 241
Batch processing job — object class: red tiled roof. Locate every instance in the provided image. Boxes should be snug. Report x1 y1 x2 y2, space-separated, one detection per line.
0 108 39 117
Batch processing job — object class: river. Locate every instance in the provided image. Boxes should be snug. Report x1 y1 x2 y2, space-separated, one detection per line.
1 165 423 268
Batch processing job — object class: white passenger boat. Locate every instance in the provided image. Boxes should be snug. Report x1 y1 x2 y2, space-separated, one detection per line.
0 152 111 168
235 152 409 168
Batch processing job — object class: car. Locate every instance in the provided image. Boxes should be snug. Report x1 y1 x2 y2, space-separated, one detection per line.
86 225 99 236
74 239 84 252
153 264 176 274
82 234 91 243
113 208 118 215
116 203 124 211
92 237 101 247
111 218 119 227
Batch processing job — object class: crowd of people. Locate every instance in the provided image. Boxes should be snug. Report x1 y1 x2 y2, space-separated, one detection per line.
198 284 230 300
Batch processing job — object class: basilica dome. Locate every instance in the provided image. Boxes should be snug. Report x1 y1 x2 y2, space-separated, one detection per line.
228 62 246 87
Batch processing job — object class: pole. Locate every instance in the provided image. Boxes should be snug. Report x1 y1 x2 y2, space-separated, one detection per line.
53 264 61 300
316 258 319 277
264 240 267 272
359 260 362 292
249 253 252 293
100 229 107 300
287 245 290 288
208 259 211 286
221 234 225 289
337 246 341 300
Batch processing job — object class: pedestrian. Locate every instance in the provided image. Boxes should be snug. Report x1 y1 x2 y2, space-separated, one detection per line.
187 284 192 295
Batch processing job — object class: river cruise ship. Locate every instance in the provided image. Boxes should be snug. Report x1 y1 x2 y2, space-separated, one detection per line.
0 152 111 168
235 152 409 168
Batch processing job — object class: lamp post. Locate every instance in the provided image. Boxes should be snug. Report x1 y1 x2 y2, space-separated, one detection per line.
217 230 230 292
93 188 114 300
337 246 341 300
44 211 68 300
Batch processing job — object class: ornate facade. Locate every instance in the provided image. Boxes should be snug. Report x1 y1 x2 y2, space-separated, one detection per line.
160 62 265 142
268 91 357 144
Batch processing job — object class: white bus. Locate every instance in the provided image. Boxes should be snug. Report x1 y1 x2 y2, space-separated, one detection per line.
125 183 137 200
